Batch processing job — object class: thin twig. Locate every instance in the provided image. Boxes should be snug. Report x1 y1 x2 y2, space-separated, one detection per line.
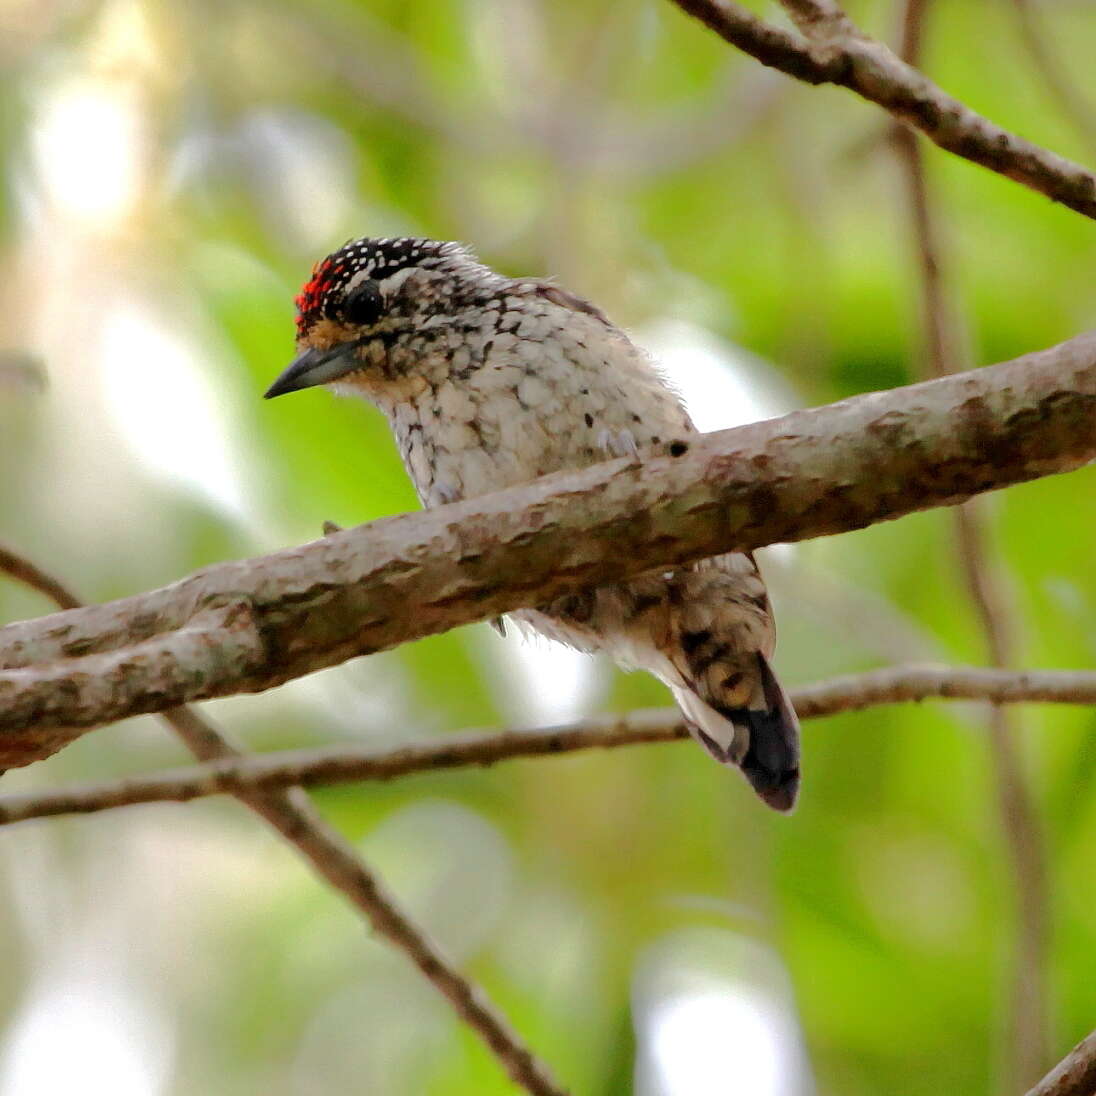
2 665 1096 825
897 0 930 62
1025 1028 1096 1096
668 0 1096 219
0 546 566 1096
0 546 81 611
890 1 963 385
953 506 1049 1089
891 0 1049 1085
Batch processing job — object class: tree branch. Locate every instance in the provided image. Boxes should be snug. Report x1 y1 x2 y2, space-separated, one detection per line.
667 0 1096 219
0 549 566 1096
887 0 1050 1083
0 546 81 611
2 333 1095 764
1026 1029 1096 1096
2 664 1095 825
776 0 855 43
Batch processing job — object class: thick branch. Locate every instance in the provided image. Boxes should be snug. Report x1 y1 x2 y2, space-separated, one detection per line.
2 333 1095 762
1026 1029 1096 1096
2 665 1095 825
668 0 1096 219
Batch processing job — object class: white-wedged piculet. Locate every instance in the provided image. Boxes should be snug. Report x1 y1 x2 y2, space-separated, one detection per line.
265 237 800 810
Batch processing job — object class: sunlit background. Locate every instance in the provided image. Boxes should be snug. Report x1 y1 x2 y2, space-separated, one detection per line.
1 0 1095 1092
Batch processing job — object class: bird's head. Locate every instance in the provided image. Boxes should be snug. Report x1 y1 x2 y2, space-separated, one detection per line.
264 236 498 399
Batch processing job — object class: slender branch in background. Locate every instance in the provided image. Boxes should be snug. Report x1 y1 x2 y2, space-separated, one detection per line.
896 0 929 62
2 664 1096 826
891 0 1048 1085
1010 0 1096 162
0 548 566 1096
953 505 1049 1089
3 335 1096 765
667 0 1096 219
0 546 81 611
1026 1028 1096 1096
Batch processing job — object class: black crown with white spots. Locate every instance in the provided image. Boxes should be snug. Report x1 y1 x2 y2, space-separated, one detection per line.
294 237 469 335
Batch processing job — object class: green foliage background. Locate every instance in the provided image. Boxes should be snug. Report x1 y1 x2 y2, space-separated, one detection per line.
1 0 1094 1092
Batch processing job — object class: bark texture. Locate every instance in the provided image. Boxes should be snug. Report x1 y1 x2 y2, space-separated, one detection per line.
1 333 1095 764
1025 1029 1096 1096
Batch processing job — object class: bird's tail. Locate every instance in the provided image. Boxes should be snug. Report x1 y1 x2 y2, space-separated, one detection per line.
671 653 801 811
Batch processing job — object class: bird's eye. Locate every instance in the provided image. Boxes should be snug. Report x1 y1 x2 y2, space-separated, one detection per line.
341 280 384 326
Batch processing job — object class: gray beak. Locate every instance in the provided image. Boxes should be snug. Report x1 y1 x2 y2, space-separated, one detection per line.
264 343 359 399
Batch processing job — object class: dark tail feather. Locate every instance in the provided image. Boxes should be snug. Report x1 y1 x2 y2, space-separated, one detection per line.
739 655 801 811
673 654 802 811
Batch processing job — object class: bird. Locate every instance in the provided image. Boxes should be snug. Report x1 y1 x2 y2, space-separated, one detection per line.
264 237 800 810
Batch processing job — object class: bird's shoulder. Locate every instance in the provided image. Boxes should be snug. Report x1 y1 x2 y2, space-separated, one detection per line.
522 281 613 326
